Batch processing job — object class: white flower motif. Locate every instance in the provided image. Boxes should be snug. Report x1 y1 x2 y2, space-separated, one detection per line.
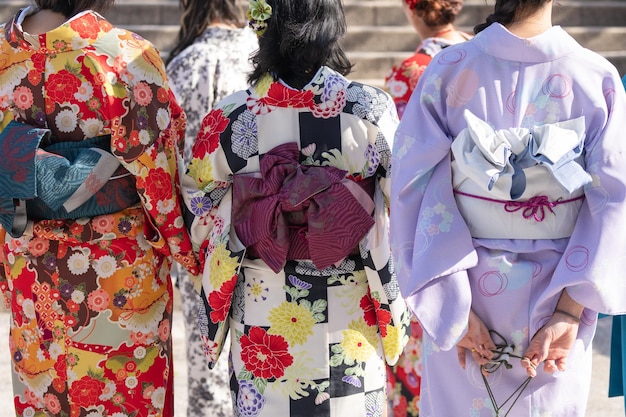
385 78 408 98
139 130 151 145
134 346 147 359
55 109 77 133
125 376 139 389
80 118 104 138
106 72 118 85
48 342 62 360
71 290 85 304
99 382 116 401
93 255 118 278
74 81 94 102
22 298 36 319
67 252 90 275
151 387 166 409
0 65 28 97
156 108 170 131
22 407 36 417
71 37 89 50
119 299 166 333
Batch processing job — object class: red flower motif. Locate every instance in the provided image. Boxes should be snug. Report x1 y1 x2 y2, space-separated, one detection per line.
47 70 82 103
360 289 392 337
393 395 409 417
138 167 173 203
69 376 105 408
208 275 237 323
31 53 46 72
193 109 229 158
260 83 315 109
70 13 101 39
240 327 293 379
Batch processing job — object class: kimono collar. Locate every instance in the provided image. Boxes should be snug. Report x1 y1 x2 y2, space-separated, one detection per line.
5 6 111 52
473 23 583 63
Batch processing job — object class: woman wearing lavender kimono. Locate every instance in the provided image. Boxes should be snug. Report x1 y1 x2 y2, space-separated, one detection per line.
181 0 410 415
165 1 257 415
390 0 626 416
0 0 199 416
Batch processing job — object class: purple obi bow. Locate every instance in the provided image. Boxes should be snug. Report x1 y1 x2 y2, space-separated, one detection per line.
232 142 375 273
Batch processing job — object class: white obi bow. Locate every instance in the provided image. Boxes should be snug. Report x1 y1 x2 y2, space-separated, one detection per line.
451 110 592 200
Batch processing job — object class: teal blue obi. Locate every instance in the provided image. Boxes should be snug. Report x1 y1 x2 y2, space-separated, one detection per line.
0 120 139 237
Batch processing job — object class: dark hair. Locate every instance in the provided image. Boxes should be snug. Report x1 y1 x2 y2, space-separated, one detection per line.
166 0 246 64
35 0 114 17
248 0 353 89
414 0 463 27
474 0 550 34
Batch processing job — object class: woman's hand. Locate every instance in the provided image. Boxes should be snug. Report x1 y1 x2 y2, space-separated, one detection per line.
456 309 496 370
521 311 579 377
521 290 582 377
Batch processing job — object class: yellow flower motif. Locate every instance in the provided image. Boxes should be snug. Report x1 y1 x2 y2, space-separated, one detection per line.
382 324 402 364
340 320 378 363
209 243 239 289
188 157 214 191
268 301 315 346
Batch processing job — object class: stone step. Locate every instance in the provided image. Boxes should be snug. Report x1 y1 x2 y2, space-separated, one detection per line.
1 0 625 78
2 1 626 28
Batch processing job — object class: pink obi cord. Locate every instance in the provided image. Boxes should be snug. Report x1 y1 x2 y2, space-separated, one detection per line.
453 190 584 222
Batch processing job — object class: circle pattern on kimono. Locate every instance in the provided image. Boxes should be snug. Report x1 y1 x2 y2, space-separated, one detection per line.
478 271 508 297
437 49 467 65
564 245 589 272
542 74 572 99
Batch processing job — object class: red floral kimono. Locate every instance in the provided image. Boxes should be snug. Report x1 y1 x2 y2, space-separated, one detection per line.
0 7 198 417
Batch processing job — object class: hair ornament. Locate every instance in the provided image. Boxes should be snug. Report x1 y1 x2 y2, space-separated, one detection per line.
247 0 272 36
404 0 420 10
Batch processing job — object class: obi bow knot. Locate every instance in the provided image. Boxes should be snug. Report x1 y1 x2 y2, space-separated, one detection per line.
452 110 592 200
232 142 375 273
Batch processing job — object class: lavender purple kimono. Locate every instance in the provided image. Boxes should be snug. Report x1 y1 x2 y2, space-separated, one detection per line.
390 23 626 417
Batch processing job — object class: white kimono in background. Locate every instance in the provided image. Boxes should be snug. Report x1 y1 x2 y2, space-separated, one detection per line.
390 23 626 417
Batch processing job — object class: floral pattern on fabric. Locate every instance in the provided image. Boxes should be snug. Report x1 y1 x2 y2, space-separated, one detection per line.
384 35 470 119
0 7 198 417
182 66 410 416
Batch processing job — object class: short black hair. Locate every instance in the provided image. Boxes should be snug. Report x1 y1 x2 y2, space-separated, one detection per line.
35 0 115 17
248 0 352 88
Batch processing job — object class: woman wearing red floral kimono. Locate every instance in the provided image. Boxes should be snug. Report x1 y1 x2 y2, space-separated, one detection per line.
0 1 199 416
384 0 471 119
181 0 411 416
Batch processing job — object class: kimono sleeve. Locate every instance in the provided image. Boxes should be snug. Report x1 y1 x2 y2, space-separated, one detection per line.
358 93 411 366
390 74 477 350
182 104 246 367
109 38 199 276
0 226 8 309
540 71 626 320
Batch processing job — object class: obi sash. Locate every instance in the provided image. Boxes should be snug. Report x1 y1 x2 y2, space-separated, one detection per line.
451 110 591 239
0 120 140 237
232 142 376 273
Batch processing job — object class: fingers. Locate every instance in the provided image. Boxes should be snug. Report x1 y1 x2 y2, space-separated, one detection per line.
475 342 495 360
521 356 537 378
457 346 467 369
543 359 558 374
